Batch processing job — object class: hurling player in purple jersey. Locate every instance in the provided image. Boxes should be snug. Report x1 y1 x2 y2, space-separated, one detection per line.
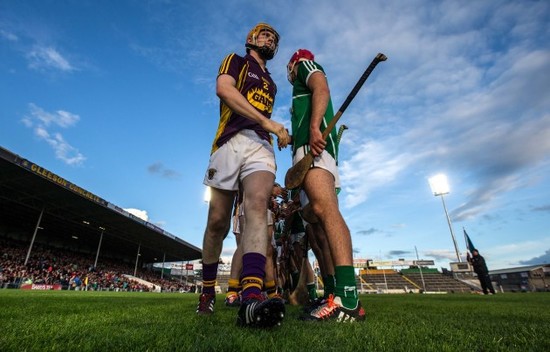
196 22 290 329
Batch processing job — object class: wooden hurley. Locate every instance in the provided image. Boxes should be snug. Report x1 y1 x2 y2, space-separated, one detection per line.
284 53 387 189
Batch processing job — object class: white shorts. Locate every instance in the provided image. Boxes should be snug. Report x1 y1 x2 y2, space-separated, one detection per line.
204 129 276 191
292 146 340 188
232 214 240 235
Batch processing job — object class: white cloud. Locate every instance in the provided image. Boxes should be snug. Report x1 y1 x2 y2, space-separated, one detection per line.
28 103 80 128
47 133 86 166
423 249 459 262
22 103 85 165
334 19 550 221
0 29 18 42
124 208 149 222
483 238 550 269
519 249 550 265
27 45 76 72
339 140 423 208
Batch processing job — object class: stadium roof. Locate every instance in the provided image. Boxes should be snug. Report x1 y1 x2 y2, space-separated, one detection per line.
0 146 201 265
489 264 550 276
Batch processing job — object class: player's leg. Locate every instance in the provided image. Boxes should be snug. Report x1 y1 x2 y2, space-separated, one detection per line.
301 167 365 322
309 222 335 299
303 168 352 266
305 257 317 301
239 170 273 299
237 170 285 327
226 232 242 307
197 187 235 314
264 222 278 298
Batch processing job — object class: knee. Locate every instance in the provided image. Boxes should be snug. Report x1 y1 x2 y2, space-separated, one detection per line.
245 195 268 212
310 202 330 220
207 215 230 239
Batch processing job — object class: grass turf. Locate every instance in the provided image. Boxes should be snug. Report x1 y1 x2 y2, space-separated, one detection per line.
0 290 549 351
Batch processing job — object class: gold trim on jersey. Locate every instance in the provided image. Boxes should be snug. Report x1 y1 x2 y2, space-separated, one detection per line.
211 55 250 154
218 53 235 75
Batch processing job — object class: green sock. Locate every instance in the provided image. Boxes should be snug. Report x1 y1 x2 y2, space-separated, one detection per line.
334 266 358 309
307 283 317 300
323 275 335 298
291 271 299 290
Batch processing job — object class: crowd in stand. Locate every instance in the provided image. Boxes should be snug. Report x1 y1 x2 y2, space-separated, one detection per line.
0 239 193 293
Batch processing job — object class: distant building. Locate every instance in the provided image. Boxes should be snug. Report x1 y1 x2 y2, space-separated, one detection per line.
489 264 550 292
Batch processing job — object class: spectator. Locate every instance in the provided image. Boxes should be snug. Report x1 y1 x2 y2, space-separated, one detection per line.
468 249 496 295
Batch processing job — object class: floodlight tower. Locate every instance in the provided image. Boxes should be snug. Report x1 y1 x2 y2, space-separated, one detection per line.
428 174 461 262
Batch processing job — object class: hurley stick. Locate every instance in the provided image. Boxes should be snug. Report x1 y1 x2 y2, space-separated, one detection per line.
284 53 387 189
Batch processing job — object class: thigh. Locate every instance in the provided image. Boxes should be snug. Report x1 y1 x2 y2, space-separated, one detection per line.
303 167 339 211
239 130 276 181
242 171 275 210
293 148 340 188
206 187 236 229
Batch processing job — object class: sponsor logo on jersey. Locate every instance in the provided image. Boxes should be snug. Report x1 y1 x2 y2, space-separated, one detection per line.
247 88 274 113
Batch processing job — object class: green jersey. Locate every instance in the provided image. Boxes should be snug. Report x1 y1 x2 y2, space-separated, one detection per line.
290 60 338 160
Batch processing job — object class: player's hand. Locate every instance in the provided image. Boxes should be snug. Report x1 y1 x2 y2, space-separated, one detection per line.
309 127 326 157
272 184 287 198
269 121 290 150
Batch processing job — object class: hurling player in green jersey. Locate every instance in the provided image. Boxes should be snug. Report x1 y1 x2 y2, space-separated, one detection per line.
287 49 365 322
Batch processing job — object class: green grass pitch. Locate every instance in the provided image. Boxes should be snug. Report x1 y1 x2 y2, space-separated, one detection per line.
1 291 549 351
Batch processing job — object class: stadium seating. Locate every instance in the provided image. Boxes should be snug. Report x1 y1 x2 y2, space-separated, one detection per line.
0 239 193 292
359 269 421 293
400 268 474 293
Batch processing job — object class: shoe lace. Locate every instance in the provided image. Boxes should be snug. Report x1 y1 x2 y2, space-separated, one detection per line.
311 294 337 319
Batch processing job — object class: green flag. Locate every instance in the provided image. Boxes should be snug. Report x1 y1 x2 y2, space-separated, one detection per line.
464 228 476 253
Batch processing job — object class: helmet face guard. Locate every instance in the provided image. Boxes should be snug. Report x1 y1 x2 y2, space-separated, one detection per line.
287 49 315 83
245 23 280 60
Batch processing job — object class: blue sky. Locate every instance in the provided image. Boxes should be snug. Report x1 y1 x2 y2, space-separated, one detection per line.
1 0 549 271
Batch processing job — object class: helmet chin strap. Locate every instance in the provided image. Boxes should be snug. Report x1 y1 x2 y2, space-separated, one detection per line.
246 43 276 61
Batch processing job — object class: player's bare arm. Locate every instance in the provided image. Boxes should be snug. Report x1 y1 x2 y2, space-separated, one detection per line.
216 74 290 148
307 71 330 157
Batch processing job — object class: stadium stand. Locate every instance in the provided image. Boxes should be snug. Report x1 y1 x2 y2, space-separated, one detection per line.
359 269 421 293
489 265 550 292
0 146 202 292
400 268 474 293
0 146 201 265
0 239 196 292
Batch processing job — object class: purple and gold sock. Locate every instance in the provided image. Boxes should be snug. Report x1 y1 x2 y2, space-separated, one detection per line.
202 262 218 295
240 252 266 300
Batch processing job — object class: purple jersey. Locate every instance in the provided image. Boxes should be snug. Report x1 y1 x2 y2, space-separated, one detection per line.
210 53 277 154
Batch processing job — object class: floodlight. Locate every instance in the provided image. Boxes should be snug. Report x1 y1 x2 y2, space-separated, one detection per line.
428 173 461 263
428 173 450 196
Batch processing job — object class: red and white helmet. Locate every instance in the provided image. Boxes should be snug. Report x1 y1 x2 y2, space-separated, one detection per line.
287 49 315 83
